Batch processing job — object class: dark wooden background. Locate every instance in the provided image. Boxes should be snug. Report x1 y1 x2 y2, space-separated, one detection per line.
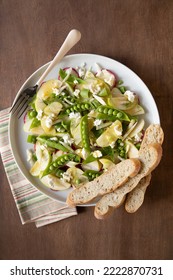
0 0 173 260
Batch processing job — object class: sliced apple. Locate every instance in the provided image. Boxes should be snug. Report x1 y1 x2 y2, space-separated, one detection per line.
30 143 51 177
67 167 88 188
44 101 62 116
37 79 62 100
128 119 145 138
82 160 102 172
125 140 139 158
99 158 115 170
96 120 122 147
35 96 46 112
41 174 71 190
41 115 57 135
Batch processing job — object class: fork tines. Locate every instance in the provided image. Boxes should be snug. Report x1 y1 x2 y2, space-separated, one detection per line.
10 85 38 118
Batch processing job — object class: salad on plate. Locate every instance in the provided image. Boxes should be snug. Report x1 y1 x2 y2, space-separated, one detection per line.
23 63 145 191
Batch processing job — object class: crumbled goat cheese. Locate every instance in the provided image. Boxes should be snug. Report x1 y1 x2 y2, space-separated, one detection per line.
48 177 55 188
92 150 102 158
73 89 80 97
134 132 143 142
37 109 43 120
124 90 135 102
95 63 102 73
56 127 62 132
62 134 74 145
109 142 115 148
61 171 72 183
114 125 122 136
89 84 101 94
93 94 106 105
78 67 85 78
26 149 33 162
81 148 87 159
69 112 81 119
50 137 58 141
94 119 103 127
53 85 66 96
53 88 60 96
45 116 53 128
40 145 46 150
96 69 115 87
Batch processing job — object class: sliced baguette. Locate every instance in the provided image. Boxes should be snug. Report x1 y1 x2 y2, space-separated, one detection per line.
140 124 164 149
94 143 162 219
66 158 141 207
125 174 151 213
125 124 164 213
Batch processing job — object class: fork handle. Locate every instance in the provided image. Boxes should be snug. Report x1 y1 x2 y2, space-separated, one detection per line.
37 29 81 86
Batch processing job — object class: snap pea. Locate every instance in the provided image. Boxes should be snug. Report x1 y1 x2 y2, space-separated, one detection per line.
118 86 127 93
28 110 37 119
96 106 132 122
83 154 97 164
83 170 102 181
80 115 90 152
37 136 69 152
30 118 41 129
59 68 84 84
62 102 91 115
27 135 37 144
41 153 81 177
55 169 65 178
116 139 127 159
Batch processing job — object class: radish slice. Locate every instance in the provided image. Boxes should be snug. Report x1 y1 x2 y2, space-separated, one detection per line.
63 67 79 77
23 111 28 123
58 67 79 81
96 69 117 87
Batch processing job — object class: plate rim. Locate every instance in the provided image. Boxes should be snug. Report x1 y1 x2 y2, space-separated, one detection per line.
8 53 160 206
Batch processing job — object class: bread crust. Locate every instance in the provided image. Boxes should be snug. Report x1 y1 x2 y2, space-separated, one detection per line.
66 158 141 207
124 174 152 213
94 143 162 219
124 124 164 213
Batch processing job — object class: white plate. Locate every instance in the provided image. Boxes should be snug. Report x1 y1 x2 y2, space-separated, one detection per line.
9 53 160 205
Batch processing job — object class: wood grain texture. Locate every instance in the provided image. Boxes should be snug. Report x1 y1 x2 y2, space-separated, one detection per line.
0 0 173 260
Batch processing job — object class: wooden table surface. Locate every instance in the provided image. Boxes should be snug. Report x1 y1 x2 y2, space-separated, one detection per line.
0 0 173 260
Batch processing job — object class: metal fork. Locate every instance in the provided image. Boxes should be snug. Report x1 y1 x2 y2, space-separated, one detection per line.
10 29 81 118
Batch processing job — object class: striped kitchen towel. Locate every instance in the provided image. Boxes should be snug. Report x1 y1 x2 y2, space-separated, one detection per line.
0 108 77 227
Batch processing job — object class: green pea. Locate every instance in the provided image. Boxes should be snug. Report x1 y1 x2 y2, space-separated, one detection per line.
113 110 117 116
103 108 108 114
64 155 69 161
77 104 81 109
57 161 62 165
73 105 78 111
74 156 80 162
91 174 95 179
75 179 81 184
49 165 54 171
53 162 58 167
81 104 86 110
66 109 71 114
117 112 123 118
108 108 113 115
120 151 125 157
98 107 103 113
85 103 90 109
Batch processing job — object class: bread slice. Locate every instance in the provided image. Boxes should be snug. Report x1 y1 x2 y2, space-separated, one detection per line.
66 158 141 207
125 174 151 213
125 124 164 213
94 143 162 219
140 124 164 149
